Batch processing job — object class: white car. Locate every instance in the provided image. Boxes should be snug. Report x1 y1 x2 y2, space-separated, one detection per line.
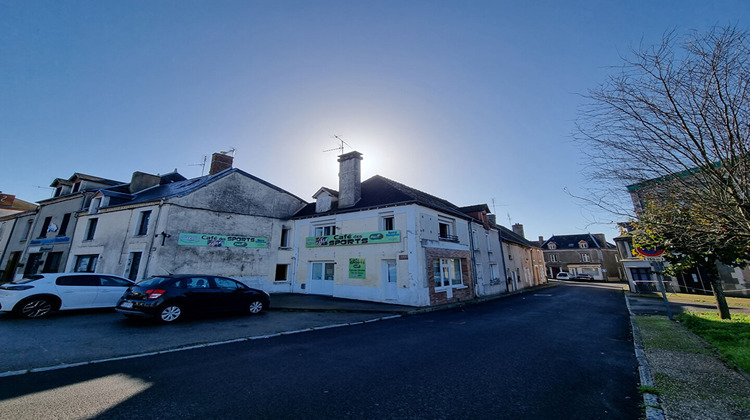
0 273 134 318
555 272 573 280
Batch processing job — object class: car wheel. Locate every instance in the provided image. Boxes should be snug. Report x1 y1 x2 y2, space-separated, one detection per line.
17 298 54 318
158 304 183 323
248 300 265 315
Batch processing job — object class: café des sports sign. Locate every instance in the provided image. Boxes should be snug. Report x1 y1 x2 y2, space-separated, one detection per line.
178 233 268 248
306 230 401 248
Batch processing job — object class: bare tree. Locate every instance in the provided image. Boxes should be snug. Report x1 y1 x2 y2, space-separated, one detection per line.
576 26 750 318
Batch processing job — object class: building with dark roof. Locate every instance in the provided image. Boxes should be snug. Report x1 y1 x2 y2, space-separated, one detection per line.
66 153 307 288
291 151 546 306
539 233 621 281
0 173 126 280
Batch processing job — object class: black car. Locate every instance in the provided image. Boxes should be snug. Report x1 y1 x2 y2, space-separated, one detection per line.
116 275 270 323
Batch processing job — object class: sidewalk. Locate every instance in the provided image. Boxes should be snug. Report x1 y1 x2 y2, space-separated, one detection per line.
270 293 416 313
626 294 750 419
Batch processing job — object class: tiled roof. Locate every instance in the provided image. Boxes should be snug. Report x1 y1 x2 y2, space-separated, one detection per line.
100 168 305 209
540 233 615 250
293 175 468 219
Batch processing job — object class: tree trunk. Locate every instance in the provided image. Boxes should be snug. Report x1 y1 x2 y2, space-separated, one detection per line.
709 276 732 320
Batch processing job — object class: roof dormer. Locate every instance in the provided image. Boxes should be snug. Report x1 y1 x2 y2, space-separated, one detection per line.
313 187 338 213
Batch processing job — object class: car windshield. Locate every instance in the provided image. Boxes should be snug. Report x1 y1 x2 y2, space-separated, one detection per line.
11 275 44 284
136 277 172 287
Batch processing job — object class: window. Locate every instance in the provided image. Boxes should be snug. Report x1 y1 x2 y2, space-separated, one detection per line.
490 264 499 282
136 211 151 236
547 242 557 250
126 252 142 281
438 217 458 242
23 220 33 240
72 181 81 193
475 263 483 282
275 264 289 281
579 241 589 249
215 277 241 289
433 258 463 288
39 216 52 238
74 255 99 272
384 260 397 283
57 275 98 286
42 252 63 273
581 253 591 262
280 228 290 248
58 213 71 236
85 218 98 241
472 229 480 249
54 186 63 197
382 215 395 231
314 224 336 236
100 275 132 286
549 254 559 262
311 262 335 281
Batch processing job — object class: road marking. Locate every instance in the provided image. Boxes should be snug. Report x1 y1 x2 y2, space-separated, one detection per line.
0 314 403 378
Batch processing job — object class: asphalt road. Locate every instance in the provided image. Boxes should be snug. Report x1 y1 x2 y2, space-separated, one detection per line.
0 282 641 419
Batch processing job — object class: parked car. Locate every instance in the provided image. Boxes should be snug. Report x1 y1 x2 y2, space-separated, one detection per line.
0 273 135 318
555 272 573 280
116 274 270 323
573 273 595 281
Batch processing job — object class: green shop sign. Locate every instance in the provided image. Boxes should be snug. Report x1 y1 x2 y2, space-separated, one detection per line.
349 258 366 279
306 230 401 248
178 233 268 248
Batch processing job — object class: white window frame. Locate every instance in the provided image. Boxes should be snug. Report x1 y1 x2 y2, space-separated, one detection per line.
433 258 463 288
135 210 151 236
547 242 557 250
549 254 559 262
312 220 336 237
581 253 591 262
310 261 335 281
579 241 589 249
380 213 395 231
438 216 457 242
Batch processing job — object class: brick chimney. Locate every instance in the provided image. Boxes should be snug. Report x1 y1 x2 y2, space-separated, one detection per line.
512 223 525 239
209 152 234 175
338 151 363 209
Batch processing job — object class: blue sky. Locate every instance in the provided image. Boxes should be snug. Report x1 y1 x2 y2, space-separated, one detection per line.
2 0 747 243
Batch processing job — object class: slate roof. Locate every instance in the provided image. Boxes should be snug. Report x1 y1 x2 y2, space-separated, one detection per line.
293 175 469 220
99 168 305 209
540 233 616 250
497 224 534 247
50 173 123 188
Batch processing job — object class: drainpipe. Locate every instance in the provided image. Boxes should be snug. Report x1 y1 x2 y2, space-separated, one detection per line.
498 229 509 293
468 220 478 297
143 200 165 278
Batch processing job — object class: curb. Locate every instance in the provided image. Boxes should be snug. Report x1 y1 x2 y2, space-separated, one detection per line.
625 293 666 420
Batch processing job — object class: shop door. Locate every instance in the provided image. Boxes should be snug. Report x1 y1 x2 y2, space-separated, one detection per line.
384 260 398 300
309 262 335 295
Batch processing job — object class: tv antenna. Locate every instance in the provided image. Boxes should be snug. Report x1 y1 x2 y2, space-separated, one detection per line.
220 147 236 157
323 135 353 155
189 155 208 176
490 198 508 215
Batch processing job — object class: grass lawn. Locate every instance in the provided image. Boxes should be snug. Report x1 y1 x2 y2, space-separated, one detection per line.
629 291 750 307
676 312 750 374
